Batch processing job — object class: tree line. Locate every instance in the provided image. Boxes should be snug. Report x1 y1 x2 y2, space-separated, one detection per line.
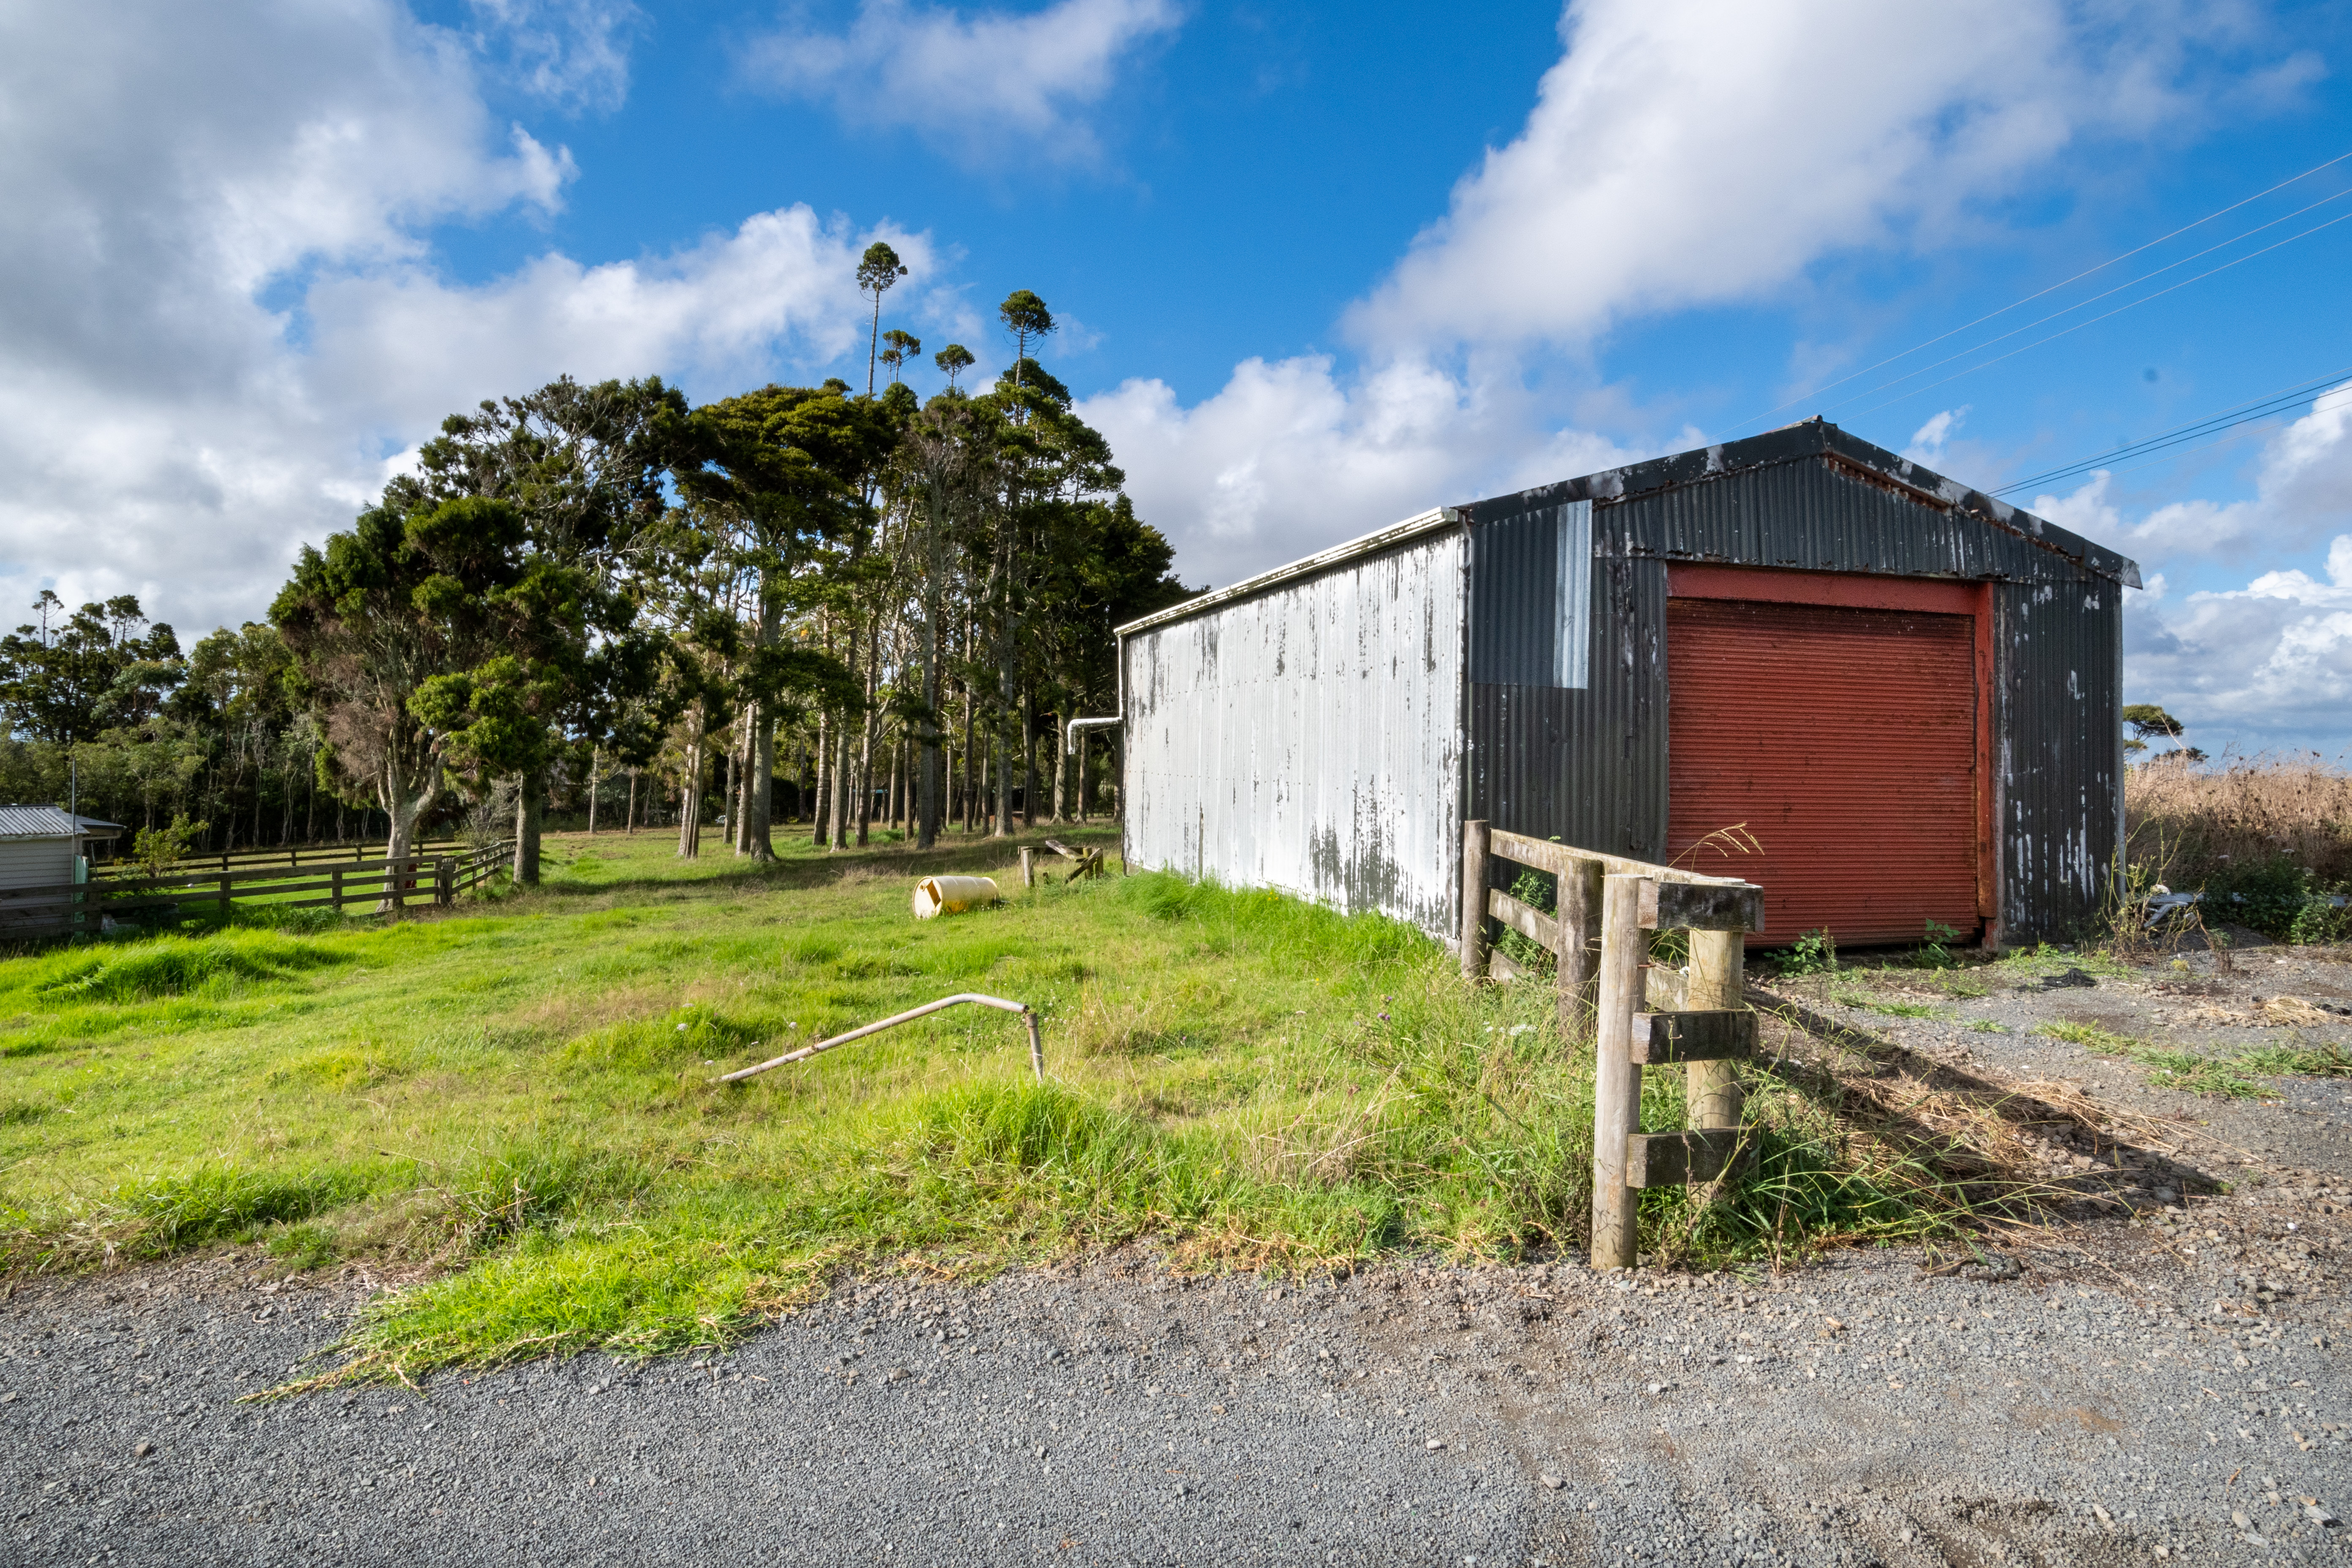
0 250 1192 880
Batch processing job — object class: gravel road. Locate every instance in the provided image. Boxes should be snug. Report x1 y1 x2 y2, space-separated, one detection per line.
6 1181 2350 1567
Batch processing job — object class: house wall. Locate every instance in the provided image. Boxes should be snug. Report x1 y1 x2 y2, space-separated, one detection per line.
0 836 76 892
1122 524 1466 934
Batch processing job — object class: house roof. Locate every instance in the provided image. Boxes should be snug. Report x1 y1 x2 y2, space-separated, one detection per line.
0 806 81 840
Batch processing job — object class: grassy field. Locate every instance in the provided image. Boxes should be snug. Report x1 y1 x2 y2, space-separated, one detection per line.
0 825 2034 1382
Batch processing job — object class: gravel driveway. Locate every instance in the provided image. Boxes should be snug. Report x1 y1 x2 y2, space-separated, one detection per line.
6 1177 2350 1567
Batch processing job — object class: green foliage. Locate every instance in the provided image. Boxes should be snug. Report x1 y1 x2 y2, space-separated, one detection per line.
1916 919 1962 969
2122 704 2184 741
127 813 203 881
1774 928 1839 976
2195 854 2352 942
1495 867 1556 972
2289 888 2352 945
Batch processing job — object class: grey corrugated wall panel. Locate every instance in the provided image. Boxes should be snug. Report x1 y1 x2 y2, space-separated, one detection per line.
1467 556 1669 860
1994 577 2123 941
1122 528 1466 935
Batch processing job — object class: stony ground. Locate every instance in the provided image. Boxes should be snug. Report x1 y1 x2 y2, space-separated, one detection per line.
6 941 2352 1567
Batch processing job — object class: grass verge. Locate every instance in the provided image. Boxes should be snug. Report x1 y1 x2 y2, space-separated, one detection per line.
0 825 2074 1384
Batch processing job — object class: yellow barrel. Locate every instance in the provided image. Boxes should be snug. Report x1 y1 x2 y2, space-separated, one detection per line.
912 875 1001 920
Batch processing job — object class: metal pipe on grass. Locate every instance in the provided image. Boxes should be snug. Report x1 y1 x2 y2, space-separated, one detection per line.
714 992 1043 1084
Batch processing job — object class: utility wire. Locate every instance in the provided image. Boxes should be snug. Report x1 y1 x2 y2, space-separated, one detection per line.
1723 147 2352 434
1992 374 2352 498
1821 185 2352 414
1842 207 2352 422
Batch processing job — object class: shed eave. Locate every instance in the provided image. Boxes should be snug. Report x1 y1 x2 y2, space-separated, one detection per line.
1115 506 1459 637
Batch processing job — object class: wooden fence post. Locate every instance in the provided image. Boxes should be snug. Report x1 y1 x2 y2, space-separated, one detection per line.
1019 847 1035 888
1459 819 1491 980
436 856 455 908
1687 928 1746 1134
332 866 344 913
1590 874 1648 1271
1557 857 1604 1038
218 874 230 914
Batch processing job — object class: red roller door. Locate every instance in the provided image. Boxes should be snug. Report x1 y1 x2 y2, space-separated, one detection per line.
1665 572 1989 948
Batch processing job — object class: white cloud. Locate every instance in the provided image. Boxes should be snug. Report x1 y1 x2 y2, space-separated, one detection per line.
1102 0 2224 591
467 0 645 112
0 0 911 636
2034 381 2352 564
1903 407 1971 466
1080 357 1654 590
2123 535 2352 757
2042 395 2352 754
1347 0 2195 354
741 0 1181 163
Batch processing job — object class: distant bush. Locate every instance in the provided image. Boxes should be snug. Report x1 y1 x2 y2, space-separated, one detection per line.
2126 754 2352 942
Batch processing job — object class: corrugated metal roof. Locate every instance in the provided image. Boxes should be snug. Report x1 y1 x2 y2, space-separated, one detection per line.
0 806 79 839
1466 419 2141 589
1116 507 1458 637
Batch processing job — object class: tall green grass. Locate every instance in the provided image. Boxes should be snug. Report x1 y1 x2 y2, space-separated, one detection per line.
0 830 2058 1383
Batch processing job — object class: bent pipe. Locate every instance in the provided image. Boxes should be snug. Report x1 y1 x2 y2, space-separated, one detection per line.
714 992 1043 1085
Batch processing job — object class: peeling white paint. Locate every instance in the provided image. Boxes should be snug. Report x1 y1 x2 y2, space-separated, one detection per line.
1124 528 1467 934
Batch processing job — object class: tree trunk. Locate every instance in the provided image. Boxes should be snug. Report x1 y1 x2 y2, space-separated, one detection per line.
377 749 441 914
811 710 831 847
626 767 637 834
746 709 776 861
1021 691 1038 829
513 769 544 885
588 750 600 834
678 711 705 859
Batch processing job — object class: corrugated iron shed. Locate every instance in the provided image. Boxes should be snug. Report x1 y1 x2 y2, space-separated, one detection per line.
1118 419 2137 947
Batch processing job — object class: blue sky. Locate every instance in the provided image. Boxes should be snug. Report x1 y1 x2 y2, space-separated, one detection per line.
3 0 2351 754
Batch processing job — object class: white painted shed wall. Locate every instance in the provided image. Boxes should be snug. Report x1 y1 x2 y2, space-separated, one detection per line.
0 836 76 891
1122 526 1466 936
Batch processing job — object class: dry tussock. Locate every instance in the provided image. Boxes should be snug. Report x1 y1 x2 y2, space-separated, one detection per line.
2126 752 2352 885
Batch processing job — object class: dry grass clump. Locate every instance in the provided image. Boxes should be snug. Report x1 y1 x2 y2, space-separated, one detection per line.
2126 752 2352 887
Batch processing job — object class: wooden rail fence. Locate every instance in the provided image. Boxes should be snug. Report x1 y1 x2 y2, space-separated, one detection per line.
1458 821 1765 1270
87 838 475 882
0 840 514 940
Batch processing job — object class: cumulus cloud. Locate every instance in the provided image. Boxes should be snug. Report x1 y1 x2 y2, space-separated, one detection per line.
1080 357 1656 591
1348 0 2194 354
0 0 912 634
1100 0 2236 591
2122 536 2352 756
2031 393 2352 754
741 0 1181 163
2033 381 2352 563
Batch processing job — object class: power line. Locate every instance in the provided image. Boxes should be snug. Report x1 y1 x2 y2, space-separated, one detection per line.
1723 147 2352 434
1991 370 2352 499
1822 185 2352 414
1841 207 2352 422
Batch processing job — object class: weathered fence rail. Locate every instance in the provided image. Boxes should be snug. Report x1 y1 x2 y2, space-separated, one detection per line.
88 838 474 883
0 840 513 940
1457 821 1764 1270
